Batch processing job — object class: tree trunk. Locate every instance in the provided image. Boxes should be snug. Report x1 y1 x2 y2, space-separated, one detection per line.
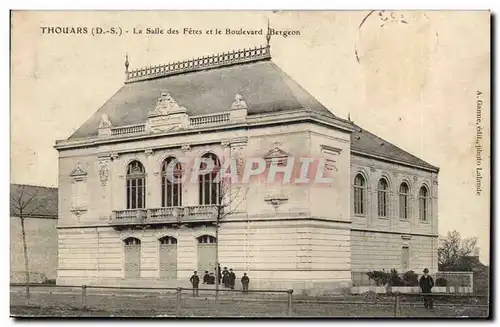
215 212 219 302
20 217 30 301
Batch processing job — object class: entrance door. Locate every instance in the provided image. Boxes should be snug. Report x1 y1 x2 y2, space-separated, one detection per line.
159 236 178 279
197 235 216 273
124 237 141 278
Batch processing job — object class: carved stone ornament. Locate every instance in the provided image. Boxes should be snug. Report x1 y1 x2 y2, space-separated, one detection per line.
433 179 438 185
150 124 179 133
325 159 338 172
231 93 248 110
98 114 112 128
413 176 418 182
69 162 87 178
145 149 154 156
181 144 191 152
264 195 289 210
71 208 87 218
148 91 187 117
263 142 290 167
99 162 109 186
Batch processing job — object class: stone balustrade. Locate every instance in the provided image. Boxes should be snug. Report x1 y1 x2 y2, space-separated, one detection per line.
104 111 236 138
189 112 230 127
110 205 219 227
111 124 146 136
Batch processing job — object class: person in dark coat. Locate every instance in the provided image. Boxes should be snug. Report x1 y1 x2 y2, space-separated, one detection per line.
419 268 434 309
207 272 215 285
190 271 200 297
217 264 222 285
202 270 210 284
229 268 236 290
241 272 250 293
222 267 229 288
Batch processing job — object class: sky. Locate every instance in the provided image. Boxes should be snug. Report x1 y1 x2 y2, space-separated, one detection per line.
10 11 490 263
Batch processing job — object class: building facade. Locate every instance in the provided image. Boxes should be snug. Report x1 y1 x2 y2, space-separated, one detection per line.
54 44 439 293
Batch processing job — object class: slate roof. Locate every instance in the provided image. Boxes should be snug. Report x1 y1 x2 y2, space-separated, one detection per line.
351 124 439 171
10 184 58 218
67 48 438 172
69 59 335 139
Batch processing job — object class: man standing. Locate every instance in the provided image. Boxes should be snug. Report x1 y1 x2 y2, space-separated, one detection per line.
190 271 200 297
241 272 250 293
217 264 222 285
419 268 434 309
229 268 236 290
222 267 229 288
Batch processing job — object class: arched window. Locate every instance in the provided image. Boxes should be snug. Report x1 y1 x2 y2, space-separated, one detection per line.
399 182 409 219
353 174 366 215
161 157 183 207
159 236 178 245
126 161 146 209
199 153 221 205
197 235 217 244
419 186 429 222
377 178 389 217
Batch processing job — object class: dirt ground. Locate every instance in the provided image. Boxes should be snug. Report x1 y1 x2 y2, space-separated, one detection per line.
10 288 490 318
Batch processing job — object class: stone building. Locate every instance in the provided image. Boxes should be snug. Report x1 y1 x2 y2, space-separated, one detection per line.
54 43 439 293
10 184 58 283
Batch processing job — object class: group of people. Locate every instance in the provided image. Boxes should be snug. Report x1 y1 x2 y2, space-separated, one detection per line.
189 264 251 297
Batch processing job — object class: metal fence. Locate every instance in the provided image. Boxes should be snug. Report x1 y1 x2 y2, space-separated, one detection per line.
10 284 489 318
352 271 473 288
11 284 293 317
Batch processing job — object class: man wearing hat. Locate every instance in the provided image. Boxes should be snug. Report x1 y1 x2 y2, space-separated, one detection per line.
419 268 434 309
190 271 200 297
202 270 210 284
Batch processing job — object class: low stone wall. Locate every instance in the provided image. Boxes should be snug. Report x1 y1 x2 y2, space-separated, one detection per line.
350 286 473 294
11 271 47 284
57 276 352 296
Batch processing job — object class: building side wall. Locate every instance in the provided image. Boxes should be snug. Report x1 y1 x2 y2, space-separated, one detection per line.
351 231 437 273
350 154 439 273
10 216 58 282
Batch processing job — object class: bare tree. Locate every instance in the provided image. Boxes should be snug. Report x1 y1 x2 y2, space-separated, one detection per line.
438 230 479 271
10 185 48 298
214 178 248 300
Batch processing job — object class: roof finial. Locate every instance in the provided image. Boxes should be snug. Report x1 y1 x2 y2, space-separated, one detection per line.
125 53 129 72
348 112 351 121
266 18 271 47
